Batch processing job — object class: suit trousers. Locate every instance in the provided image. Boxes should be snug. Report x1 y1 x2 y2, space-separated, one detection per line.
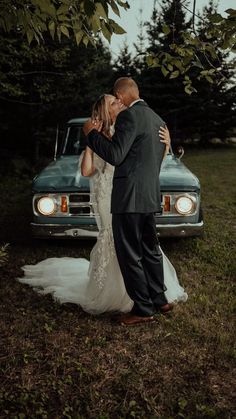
112 213 168 316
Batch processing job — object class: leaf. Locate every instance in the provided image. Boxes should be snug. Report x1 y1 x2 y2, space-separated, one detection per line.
26 30 34 44
178 398 188 410
161 66 169 77
192 60 203 69
162 24 171 35
146 55 153 66
111 21 126 34
57 4 69 15
101 20 112 42
221 39 231 49
75 30 83 45
58 14 70 22
146 55 160 67
184 84 196 95
57 26 61 42
109 0 120 17
205 75 214 83
170 70 179 79
83 0 96 16
172 59 184 72
48 20 55 39
116 0 130 10
38 0 56 18
60 25 70 38
225 9 236 15
209 13 224 23
167 63 173 71
83 36 89 46
91 15 100 33
95 2 108 19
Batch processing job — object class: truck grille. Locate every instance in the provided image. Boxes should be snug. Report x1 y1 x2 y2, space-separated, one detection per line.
68 193 94 216
69 194 90 203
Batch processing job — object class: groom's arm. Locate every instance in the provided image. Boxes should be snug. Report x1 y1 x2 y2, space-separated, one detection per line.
85 110 137 166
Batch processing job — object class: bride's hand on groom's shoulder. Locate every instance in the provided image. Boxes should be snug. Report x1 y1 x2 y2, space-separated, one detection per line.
83 118 103 136
159 125 171 147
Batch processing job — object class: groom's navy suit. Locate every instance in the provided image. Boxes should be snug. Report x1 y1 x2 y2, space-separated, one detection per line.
87 100 168 316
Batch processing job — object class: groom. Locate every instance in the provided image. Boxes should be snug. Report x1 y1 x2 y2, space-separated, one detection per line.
83 77 172 325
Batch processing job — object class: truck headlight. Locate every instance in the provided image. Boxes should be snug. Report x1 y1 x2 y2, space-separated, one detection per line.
37 197 56 215
175 196 195 215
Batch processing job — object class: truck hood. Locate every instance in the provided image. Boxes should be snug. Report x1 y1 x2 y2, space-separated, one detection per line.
32 154 200 193
160 155 200 191
32 156 90 192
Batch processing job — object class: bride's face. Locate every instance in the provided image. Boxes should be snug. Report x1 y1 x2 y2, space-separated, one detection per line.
105 95 126 122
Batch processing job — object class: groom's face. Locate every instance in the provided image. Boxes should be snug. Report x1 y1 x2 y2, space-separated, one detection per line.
114 90 125 106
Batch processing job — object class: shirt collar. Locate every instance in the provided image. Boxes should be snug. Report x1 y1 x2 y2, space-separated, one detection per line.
129 99 144 108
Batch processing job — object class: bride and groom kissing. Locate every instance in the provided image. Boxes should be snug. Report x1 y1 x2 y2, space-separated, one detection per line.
19 77 187 326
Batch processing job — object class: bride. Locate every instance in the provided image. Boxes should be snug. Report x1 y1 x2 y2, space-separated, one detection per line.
19 94 188 315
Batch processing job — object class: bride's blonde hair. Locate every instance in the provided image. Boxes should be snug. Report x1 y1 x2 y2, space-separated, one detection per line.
91 94 113 138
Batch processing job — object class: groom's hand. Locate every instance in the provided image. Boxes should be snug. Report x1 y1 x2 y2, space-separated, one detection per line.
83 119 103 136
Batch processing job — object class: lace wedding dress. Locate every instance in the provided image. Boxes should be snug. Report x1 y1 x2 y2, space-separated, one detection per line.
19 153 187 314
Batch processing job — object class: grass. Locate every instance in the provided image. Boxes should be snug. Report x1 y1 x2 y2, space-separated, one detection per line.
0 148 235 418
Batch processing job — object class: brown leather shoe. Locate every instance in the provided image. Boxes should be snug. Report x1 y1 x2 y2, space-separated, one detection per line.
160 303 174 314
117 313 155 326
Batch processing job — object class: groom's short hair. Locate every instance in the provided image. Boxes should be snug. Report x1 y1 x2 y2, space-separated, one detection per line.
114 77 139 95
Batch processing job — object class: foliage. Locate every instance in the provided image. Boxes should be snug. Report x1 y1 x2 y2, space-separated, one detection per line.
0 0 129 45
146 2 236 92
113 41 137 78
0 32 114 160
0 0 235 89
130 1 236 143
0 243 9 267
0 1 235 155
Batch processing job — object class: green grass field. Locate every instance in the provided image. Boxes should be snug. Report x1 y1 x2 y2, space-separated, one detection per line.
0 148 235 418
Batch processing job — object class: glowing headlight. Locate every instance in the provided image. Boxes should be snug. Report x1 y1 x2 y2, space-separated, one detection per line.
175 196 195 215
37 197 56 215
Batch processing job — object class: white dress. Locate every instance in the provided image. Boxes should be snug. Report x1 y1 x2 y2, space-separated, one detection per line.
19 154 188 314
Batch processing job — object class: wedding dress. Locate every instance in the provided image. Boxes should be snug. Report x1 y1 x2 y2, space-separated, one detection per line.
19 153 188 314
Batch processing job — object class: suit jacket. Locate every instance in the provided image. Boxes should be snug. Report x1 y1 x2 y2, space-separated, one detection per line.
87 100 166 213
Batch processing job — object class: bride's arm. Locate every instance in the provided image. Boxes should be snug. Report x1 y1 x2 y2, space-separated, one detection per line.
159 126 171 159
81 146 96 177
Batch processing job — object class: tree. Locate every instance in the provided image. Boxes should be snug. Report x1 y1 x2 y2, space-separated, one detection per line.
0 0 129 45
113 41 137 78
186 0 236 143
0 31 115 160
146 2 236 91
134 0 235 143
0 0 235 90
138 0 193 140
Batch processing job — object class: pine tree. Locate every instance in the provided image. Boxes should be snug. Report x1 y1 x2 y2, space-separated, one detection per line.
139 0 193 142
0 32 114 160
113 41 137 79
190 0 236 143
133 7 146 75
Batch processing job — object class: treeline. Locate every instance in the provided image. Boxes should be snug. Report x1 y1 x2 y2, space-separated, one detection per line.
0 0 235 165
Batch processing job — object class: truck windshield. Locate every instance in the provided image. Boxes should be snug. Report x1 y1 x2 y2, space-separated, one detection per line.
62 125 87 155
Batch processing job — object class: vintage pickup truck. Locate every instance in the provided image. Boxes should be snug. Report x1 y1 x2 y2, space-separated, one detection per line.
31 118 204 238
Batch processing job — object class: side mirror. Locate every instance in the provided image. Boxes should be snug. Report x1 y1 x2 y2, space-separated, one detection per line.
53 126 64 160
54 125 59 161
176 146 184 160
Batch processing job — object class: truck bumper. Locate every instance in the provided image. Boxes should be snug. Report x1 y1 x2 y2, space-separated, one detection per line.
31 220 204 239
156 221 204 237
31 222 99 238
